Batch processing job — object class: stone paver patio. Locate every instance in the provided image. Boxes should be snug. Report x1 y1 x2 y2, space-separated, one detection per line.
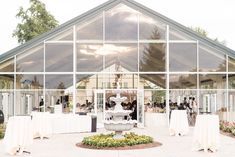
1 127 235 157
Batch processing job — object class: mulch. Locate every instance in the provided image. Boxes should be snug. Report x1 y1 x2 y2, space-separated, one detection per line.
76 141 162 150
220 131 235 139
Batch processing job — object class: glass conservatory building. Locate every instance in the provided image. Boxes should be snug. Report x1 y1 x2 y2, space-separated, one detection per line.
1 0 235 126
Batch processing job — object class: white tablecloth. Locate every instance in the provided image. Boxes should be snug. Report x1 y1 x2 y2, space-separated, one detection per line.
169 110 189 136
3 116 33 155
192 114 219 152
47 114 91 134
31 112 52 139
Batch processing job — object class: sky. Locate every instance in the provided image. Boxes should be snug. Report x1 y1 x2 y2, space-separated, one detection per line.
0 0 234 55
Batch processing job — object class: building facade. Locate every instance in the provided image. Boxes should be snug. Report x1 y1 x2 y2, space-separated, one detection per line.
0 0 235 126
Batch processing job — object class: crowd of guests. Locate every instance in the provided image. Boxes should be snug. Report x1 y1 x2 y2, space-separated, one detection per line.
145 101 166 113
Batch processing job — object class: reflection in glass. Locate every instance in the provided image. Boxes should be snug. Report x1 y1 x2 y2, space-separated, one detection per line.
139 74 166 89
199 90 226 114
199 74 226 89
76 74 97 89
15 90 43 115
105 44 138 72
76 90 94 113
169 74 197 89
0 75 14 89
0 58 14 72
139 14 166 40
144 90 166 113
45 44 73 72
16 74 43 89
0 91 14 119
48 28 73 41
199 46 226 72
45 90 73 113
99 74 138 89
169 27 196 40
228 57 235 72
228 74 235 89
77 44 103 72
16 44 43 72
169 43 197 72
228 91 235 112
169 90 196 109
139 43 165 72
45 75 73 89
77 15 103 40
105 4 138 40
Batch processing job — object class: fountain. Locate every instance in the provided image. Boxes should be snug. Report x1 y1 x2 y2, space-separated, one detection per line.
104 83 137 139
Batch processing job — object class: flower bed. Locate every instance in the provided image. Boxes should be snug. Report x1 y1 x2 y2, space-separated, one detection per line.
220 121 235 137
80 132 156 149
0 124 5 139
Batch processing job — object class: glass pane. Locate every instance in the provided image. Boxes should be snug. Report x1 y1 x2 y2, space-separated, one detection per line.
139 43 166 72
76 74 97 89
77 15 103 40
228 57 235 72
0 58 14 72
199 90 226 114
16 74 43 89
45 75 73 89
15 90 43 115
169 90 197 109
45 90 73 113
144 90 166 113
199 45 226 72
0 91 14 121
228 74 235 89
199 74 226 89
0 75 14 89
169 27 196 40
99 74 138 89
139 74 166 89
169 74 197 89
45 44 73 72
76 90 94 113
139 14 166 40
47 28 73 41
16 44 43 72
77 44 103 72
105 4 138 40
105 44 138 72
228 91 235 112
169 43 197 72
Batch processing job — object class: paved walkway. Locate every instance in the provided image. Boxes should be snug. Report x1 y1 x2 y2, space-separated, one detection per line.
0 127 235 157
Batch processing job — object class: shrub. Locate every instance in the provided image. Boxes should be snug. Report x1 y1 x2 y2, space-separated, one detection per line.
82 132 153 148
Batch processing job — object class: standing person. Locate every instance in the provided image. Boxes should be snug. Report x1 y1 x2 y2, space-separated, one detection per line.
192 97 197 125
39 99 44 112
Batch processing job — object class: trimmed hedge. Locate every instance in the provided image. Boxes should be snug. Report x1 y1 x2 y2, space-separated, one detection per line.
82 132 153 148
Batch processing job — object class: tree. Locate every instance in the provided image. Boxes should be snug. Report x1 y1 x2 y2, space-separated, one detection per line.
13 0 58 44
190 26 226 45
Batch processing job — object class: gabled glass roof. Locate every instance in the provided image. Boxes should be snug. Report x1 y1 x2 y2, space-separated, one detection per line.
0 0 234 64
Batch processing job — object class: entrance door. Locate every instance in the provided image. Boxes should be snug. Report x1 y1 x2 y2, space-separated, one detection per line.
94 90 105 125
203 94 210 112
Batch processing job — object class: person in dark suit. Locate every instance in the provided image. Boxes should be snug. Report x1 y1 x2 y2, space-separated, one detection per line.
39 99 44 112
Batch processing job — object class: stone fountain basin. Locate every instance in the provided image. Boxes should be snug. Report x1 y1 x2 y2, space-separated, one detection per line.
104 120 137 132
105 110 132 117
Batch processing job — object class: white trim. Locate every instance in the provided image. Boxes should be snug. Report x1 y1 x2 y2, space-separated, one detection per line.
73 25 76 114
166 25 170 126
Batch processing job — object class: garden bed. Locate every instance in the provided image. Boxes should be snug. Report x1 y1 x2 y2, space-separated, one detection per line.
220 121 235 138
76 132 162 150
